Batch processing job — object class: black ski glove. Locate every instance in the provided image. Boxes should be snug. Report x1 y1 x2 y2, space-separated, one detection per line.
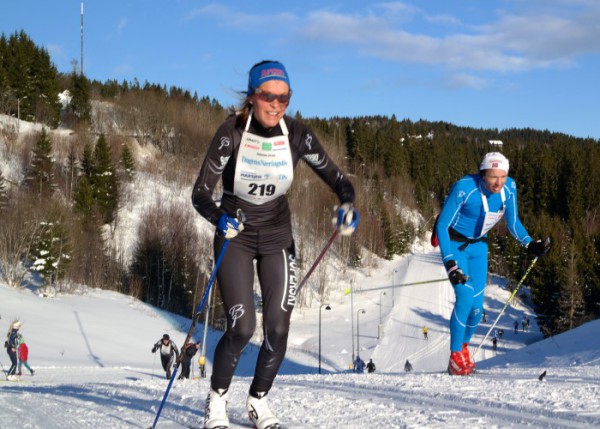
445 260 468 286
151 346 157 353
527 239 550 257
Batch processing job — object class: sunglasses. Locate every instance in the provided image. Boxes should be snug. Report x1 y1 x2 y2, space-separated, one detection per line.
254 88 292 104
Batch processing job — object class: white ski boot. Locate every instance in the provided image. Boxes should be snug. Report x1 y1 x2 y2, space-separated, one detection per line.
204 388 229 429
246 393 280 429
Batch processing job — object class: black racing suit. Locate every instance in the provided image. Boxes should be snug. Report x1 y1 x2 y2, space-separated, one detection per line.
152 340 179 379
192 114 355 395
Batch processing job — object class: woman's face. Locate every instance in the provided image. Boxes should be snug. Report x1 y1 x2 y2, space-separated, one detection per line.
251 80 291 129
482 169 507 193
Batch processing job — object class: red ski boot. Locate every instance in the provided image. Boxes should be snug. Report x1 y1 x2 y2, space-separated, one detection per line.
462 343 476 370
448 351 473 376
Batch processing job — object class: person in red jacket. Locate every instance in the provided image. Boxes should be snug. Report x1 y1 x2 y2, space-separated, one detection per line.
17 334 35 376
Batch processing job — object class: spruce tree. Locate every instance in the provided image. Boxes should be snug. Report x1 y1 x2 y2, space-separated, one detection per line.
121 143 135 180
69 71 91 121
26 128 55 197
2 31 61 126
30 214 71 289
92 134 119 224
74 175 94 221
80 143 94 177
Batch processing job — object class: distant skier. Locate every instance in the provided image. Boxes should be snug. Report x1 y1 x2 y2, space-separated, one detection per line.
522 319 528 332
514 320 519 334
404 359 413 372
5 320 21 380
422 326 428 340
178 341 200 380
354 355 366 374
151 334 179 379
482 310 487 322
498 329 504 339
492 336 497 351
526 316 531 329
435 152 549 376
366 358 376 373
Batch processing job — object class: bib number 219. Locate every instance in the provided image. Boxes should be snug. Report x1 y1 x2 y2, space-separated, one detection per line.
248 183 276 196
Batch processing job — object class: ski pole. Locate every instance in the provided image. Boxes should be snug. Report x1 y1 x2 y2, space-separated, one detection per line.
0 358 7 380
149 236 231 429
396 278 448 287
298 228 339 290
354 278 448 294
472 256 539 360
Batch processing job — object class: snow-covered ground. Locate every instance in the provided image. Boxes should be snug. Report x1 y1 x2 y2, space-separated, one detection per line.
1 248 599 429
1 114 599 427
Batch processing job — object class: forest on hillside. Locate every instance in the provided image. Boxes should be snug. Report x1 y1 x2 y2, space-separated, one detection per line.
1 30 599 337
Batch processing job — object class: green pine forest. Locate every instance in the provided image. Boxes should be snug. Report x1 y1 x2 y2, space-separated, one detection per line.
1 30 599 337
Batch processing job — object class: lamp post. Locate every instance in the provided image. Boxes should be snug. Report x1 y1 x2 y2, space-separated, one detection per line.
319 304 331 374
378 291 386 339
392 269 398 307
350 279 355 367
356 308 365 360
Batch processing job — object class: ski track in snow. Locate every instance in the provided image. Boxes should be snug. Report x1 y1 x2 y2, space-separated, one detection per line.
1 247 599 428
1 366 599 428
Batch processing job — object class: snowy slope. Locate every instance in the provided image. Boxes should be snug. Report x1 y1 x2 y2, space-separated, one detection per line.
1 247 599 429
1 114 598 428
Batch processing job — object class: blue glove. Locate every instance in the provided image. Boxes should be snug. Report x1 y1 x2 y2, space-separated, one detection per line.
335 203 359 236
217 213 244 239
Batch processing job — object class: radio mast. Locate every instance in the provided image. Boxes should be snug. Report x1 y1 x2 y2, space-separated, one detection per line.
80 1 84 75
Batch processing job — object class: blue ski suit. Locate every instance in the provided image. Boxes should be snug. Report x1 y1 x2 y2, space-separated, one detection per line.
436 174 532 352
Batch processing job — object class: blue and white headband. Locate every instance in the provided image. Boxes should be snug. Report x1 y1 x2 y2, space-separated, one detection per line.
247 61 291 95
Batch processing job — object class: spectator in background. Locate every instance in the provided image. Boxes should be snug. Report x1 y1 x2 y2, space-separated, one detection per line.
179 341 200 380
366 358 376 373
5 320 21 380
17 334 35 376
354 355 366 373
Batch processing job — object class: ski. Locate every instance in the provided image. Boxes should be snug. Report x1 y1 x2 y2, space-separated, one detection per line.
0 378 32 383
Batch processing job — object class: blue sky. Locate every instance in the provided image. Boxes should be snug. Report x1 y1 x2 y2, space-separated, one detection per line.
3 0 600 139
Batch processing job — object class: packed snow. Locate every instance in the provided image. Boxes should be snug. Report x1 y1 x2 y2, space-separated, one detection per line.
1 247 599 429
1 114 599 427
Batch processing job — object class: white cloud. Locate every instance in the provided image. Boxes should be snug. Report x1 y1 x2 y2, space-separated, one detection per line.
116 18 127 34
299 7 600 73
46 44 66 60
445 73 490 90
183 2 600 75
113 64 133 76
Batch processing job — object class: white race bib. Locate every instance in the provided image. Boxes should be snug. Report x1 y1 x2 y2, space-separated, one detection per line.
479 187 505 237
233 114 294 205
